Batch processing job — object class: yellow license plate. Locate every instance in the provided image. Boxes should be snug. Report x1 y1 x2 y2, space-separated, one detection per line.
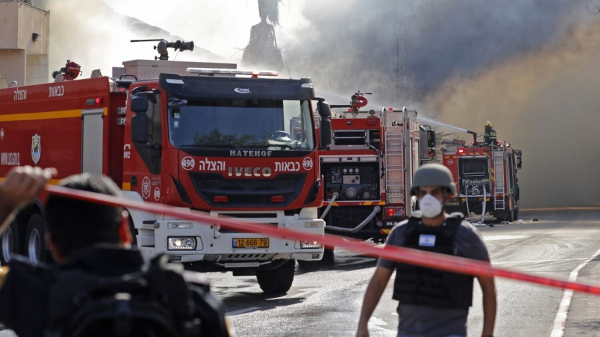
232 238 269 248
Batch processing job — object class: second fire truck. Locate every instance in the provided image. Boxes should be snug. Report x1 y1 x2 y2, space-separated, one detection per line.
318 93 432 245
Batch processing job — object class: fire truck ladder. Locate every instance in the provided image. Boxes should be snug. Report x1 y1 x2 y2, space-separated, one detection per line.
383 108 406 205
493 149 506 210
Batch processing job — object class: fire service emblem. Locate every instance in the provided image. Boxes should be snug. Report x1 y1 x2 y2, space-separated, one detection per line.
303 157 313 170
142 176 151 199
31 134 41 164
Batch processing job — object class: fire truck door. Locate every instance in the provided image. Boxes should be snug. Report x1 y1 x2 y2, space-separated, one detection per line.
81 109 104 175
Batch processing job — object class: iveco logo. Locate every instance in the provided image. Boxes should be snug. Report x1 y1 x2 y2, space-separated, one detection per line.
234 88 251 94
228 167 272 177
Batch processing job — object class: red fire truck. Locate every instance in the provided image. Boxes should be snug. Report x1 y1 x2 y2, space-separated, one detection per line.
318 95 428 246
0 62 332 294
441 136 523 222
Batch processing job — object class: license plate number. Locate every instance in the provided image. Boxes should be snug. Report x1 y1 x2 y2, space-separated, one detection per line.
232 238 269 248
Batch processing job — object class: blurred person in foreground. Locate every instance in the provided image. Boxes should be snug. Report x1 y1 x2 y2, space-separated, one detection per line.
356 164 496 337
0 166 230 337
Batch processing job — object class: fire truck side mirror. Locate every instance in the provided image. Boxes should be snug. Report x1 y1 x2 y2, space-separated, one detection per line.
317 100 332 118
131 96 149 113
516 155 522 170
131 113 148 144
320 118 332 149
427 130 436 148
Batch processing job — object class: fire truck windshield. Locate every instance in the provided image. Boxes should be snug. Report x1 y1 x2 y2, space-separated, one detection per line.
168 98 315 151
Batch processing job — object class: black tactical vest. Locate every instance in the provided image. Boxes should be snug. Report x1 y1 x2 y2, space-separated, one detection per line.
392 216 474 309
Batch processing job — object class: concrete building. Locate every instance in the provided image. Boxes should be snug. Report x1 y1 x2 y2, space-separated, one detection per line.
0 0 49 88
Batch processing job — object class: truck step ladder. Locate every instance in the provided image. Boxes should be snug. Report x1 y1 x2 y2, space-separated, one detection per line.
383 109 405 205
493 149 505 210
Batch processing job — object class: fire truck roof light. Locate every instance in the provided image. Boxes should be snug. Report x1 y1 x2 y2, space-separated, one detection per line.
186 68 278 77
388 108 393 111
458 149 464 153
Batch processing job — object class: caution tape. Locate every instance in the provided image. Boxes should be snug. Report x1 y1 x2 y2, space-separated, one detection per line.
46 185 600 296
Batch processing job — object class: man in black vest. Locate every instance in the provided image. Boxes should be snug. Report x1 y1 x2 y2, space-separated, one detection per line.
0 166 230 337
357 164 496 337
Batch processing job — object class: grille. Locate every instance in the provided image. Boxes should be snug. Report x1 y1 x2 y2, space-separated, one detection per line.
189 172 306 208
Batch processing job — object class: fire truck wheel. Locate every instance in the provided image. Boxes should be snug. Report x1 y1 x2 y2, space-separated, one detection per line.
128 215 138 246
514 208 519 220
0 220 21 265
507 209 514 222
256 259 295 294
321 248 335 267
25 214 50 264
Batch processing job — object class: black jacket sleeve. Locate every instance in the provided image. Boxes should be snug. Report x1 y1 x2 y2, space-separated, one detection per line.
190 284 231 337
0 255 52 337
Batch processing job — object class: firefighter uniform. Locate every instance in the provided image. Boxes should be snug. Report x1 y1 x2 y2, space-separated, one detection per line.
484 121 497 146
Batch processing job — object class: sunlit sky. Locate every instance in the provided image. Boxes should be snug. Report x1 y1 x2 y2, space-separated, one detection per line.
103 0 306 59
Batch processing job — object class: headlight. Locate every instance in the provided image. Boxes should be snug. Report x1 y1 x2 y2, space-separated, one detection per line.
300 240 323 249
168 237 197 250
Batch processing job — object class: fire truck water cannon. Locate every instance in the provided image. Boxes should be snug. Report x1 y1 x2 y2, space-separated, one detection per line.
350 91 370 117
130 39 195 61
52 60 81 81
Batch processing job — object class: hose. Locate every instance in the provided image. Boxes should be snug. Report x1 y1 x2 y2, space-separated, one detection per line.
320 193 338 220
326 206 381 233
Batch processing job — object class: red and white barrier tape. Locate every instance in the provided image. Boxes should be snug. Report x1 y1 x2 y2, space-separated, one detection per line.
46 185 600 296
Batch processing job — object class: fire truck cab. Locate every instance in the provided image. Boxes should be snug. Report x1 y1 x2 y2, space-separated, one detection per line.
0 62 332 294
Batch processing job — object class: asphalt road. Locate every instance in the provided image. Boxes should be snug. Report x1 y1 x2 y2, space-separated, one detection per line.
1 208 599 336
211 208 600 336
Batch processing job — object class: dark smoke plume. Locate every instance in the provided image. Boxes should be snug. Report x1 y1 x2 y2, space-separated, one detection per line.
427 19 600 208
283 0 592 104
281 0 599 208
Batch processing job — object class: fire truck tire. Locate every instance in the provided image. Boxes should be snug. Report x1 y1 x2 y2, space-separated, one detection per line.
514 208 519 220
0 220 20 265
256 259 295 294
321 248 335 266
25 214 50 264
128 215 138 246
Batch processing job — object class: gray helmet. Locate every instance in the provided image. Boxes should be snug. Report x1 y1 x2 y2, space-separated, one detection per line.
410 163 457 196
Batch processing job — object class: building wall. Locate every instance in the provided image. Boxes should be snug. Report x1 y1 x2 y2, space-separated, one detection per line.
26 54 48 85
0 0 49 85
0 49 26 87
0 72 8 89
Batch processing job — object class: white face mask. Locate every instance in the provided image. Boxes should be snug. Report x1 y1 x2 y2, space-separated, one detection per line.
418 194 443 218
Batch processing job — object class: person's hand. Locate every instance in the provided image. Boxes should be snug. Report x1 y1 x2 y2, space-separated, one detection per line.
0 166 57 212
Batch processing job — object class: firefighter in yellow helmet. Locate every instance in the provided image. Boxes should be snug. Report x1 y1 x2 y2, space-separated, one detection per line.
484 121 497 146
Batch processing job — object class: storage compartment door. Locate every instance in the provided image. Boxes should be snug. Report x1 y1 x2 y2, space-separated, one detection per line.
81 109 104 174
